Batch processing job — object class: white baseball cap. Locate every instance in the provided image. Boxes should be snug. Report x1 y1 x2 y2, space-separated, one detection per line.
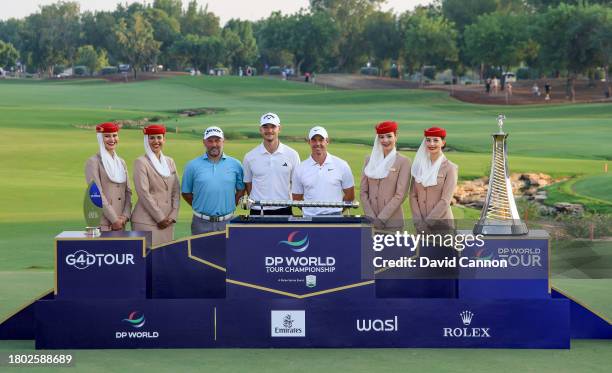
308 126 329 140
203 126 224 139
260 112 280 126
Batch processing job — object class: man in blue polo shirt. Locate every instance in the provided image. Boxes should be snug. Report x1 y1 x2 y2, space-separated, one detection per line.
182 126 245 234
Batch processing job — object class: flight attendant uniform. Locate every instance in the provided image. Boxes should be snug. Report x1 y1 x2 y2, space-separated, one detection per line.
85 122 132 231
360 121 411 230
410 127 458 232
132 125 180 246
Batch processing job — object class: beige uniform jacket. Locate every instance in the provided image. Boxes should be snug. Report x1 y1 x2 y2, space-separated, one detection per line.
85 153 132 230
409 159 458 228
131 155 180 245
360 153 411 228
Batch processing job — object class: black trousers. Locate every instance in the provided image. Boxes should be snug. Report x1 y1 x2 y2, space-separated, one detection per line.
249 207 293 216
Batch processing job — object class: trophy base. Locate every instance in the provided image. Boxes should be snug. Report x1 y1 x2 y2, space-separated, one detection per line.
473 219 528 236
85 226 101 237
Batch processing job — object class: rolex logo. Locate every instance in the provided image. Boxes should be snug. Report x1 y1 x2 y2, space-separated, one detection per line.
460 311 474 326
443 310 490 338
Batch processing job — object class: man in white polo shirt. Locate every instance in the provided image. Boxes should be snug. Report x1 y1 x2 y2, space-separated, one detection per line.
243 112 301 215
292 126 355 216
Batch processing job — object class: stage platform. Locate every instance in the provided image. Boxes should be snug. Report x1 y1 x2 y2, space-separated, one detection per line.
1 217 611 348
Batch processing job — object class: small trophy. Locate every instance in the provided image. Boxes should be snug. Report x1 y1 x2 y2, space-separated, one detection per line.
84 181 103 237
473 115 528 235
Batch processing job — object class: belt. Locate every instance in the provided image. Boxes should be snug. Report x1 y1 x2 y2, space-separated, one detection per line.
193 211 234 222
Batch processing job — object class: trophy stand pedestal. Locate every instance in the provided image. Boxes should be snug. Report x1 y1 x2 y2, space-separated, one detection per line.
84 226 101 237
473 219 528 235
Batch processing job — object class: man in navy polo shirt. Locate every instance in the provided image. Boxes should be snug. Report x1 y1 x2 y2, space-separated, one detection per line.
182 126 245 234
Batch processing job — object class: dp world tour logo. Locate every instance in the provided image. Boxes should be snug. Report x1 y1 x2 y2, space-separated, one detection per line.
278 231 309 252
122 311 145 328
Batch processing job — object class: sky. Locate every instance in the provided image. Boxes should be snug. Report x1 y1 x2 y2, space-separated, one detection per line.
1 0 432 23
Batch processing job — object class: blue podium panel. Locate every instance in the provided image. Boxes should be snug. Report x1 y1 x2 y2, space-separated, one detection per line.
149 232 227 298
226 220 374 299
458 230 550 299
35 298 570 349
35 299 217 349
55 231 147 299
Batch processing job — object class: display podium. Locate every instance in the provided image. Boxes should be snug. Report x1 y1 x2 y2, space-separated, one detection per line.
55 231 149 299
16 217 611 349
0 217 609 348
457 230 550 299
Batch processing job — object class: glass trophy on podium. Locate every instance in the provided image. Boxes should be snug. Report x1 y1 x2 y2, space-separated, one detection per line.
84 181 103 236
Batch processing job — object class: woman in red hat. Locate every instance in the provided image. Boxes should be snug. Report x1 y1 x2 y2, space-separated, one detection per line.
409 127 458 231
360 121 412 229
131 124 180 245
85 122 132 231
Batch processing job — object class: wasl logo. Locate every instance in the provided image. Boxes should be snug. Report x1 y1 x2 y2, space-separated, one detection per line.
356 316 398 332
122 311 145 328
279 231 309 252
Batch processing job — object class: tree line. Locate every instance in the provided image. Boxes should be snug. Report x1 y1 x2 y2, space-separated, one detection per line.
0 0 610 99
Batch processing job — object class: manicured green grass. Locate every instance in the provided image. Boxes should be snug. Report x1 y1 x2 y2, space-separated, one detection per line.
1 76 611 158
543 176 612 214
573 173 612 203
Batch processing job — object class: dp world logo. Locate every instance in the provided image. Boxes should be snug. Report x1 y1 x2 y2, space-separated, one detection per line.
115 311 159 339
122 311 145 328
278 231 309 252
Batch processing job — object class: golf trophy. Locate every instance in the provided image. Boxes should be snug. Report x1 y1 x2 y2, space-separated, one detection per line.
473 114 528 235
241 197 359 216
84 181 103 236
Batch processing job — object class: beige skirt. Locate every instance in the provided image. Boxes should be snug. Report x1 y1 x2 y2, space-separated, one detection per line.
132 222 174 246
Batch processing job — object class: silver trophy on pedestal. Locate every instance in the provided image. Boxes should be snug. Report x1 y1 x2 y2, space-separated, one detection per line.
473 114 528 235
